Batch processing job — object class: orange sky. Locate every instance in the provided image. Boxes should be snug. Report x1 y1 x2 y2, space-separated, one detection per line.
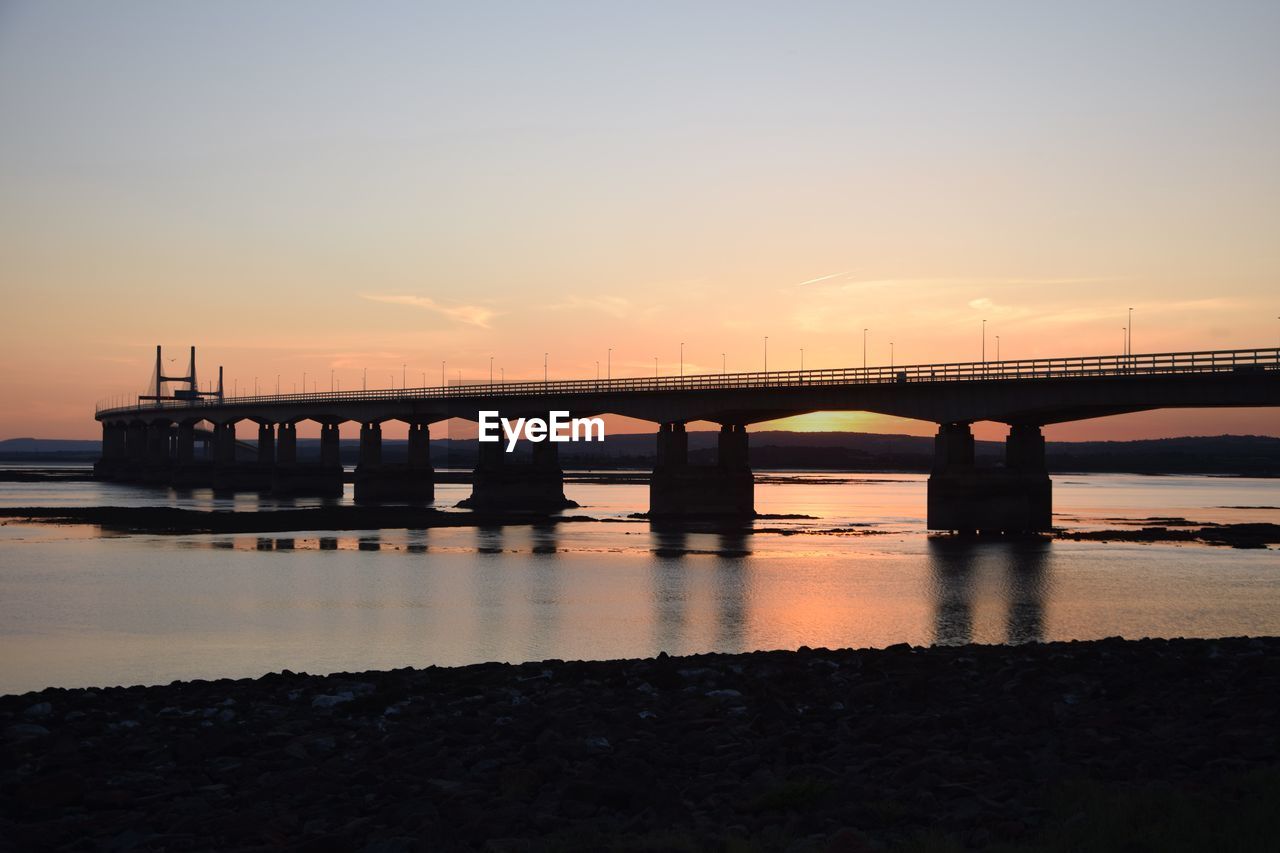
1 3 1277 442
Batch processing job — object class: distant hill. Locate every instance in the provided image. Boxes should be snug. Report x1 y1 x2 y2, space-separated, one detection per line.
3 433 1277 475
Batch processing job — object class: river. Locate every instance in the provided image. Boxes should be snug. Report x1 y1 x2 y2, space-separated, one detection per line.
0 470 1276 694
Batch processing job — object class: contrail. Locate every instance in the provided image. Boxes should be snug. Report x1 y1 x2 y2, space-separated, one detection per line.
797 270 854 287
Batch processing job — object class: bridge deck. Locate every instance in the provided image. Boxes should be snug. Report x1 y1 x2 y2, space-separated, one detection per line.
96 347 1280 418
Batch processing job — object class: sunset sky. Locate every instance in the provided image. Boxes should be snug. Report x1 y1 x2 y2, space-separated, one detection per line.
2 1 1277 441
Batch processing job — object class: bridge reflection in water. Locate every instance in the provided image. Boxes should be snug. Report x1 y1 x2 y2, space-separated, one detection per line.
928 537 1048 646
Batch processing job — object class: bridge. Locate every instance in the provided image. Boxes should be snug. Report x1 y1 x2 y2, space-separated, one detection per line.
94 346 1280 532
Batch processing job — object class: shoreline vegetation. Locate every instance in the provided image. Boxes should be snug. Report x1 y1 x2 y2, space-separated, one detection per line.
3 637 1277 851
2 505 1277 548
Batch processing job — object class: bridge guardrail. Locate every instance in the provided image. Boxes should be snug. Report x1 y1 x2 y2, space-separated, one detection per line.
96 347 1280 416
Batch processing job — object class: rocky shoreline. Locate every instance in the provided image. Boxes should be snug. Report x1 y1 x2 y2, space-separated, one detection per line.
3 637 1278 851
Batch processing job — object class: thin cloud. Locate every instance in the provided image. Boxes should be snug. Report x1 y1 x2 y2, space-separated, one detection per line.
360 294 495 328
548 295 637 318
803 275 1125 293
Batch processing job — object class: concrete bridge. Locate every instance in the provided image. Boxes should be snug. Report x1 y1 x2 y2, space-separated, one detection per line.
94 347 1280 532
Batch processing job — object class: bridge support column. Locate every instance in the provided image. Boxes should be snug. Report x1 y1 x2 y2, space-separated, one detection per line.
212 422 272 493
256 422 275 466
353 421 435 503
273 422 344 498
213 423 237 465
459 430 575 512
650 422 755 519
320 423 341 467
93 422 129 480
176 423 196 462
276 423 296 464
141 421 174 483
927 422 1051 533
170 421 213 488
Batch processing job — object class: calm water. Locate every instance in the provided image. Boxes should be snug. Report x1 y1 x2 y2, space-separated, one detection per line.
0 471 1277 695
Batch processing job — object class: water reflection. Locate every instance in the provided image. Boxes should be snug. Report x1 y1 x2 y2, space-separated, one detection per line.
650 527 688 654
927 537 1049 646
473 526 507 661
713 531 751 652
527 524 561 659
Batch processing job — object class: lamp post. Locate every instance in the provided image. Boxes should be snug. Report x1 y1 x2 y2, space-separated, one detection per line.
996 335 1000 362
863 329 868 371
441 361 445 387
890 341 894 369
654 356 658 379
489 356 493 386
764 336 768 373
981 319 986 366
596 360 599 381
800 348 804 372
607 348 612 381
722 352 726 374
680 342 684 378
1128 307 1133 356
544 353 548 385
402 364 406 388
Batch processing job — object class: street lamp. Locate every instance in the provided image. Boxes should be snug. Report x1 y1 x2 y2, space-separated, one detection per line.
489 356 493 386
680 342 684 378
981 319 986 366
890 342 894 369
800 347 804 372
1128 307 1133 356
441 361 445 387
607 347 612 381
722 352 726 374
402 364 406 388
863 329 868 370
544 353 548 384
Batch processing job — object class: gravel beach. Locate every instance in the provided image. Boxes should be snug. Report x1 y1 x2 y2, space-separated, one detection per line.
3 637 1278 851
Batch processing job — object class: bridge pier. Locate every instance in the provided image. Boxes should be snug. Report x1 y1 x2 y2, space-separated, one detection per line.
459 433 576 512
93 421 129 480
256 422 275 466
212 422 272 493
139 421 174 483
927 422 1051 534
353 421 435 503
650 422 755 519
108 421 150 481
170 421 213 487
272 421 344 497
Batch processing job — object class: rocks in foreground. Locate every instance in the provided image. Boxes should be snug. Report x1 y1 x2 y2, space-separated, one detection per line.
2 638 1278 851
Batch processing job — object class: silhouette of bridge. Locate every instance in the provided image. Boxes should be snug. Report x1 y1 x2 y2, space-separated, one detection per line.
95 346 1280 531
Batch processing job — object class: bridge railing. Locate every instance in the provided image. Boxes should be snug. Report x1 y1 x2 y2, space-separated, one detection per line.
96 346 1280 416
